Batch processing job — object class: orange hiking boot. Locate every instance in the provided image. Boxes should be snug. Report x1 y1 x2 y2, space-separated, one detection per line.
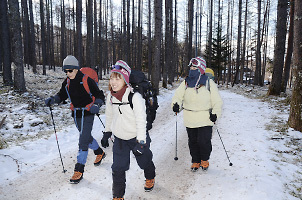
70 171 83 184
113 198 124 200
201 160 209 171
144 178 155 192
191 162 201 172
94 151 106 166
70 163 84 184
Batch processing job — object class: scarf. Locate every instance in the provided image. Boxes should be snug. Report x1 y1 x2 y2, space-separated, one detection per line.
111 85 127 102
185 69 208 88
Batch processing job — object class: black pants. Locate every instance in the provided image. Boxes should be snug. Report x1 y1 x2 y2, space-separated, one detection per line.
112 133 156 198
186 126 213 163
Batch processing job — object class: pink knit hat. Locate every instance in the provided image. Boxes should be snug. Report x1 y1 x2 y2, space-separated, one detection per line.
188 56 206 74
111 60 132 85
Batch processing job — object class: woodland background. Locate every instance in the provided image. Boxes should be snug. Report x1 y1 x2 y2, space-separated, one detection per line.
0 0 302 132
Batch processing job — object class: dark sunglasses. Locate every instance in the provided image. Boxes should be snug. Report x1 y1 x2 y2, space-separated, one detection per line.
111 65 123 70
64 69 74 73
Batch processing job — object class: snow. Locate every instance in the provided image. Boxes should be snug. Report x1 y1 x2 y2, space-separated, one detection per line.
0 75 301 199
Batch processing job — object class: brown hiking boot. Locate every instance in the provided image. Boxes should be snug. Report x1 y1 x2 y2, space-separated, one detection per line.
70 171 83 184
144 178 155 192
191 162 201 172
201 160 209 171
112 198 124 200
94 152 106 166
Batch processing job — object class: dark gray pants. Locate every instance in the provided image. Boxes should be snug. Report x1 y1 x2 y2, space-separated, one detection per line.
112 133 155 198
186 126 213 163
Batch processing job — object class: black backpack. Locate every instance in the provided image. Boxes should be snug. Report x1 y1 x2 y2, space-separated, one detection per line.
129 70 159 131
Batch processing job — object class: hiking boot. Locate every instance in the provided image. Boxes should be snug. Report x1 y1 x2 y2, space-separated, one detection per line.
201 160 209 171
113 198 124 200
94 151 106 166
191 162 200 172
70 163 85 184
144 178 155 192
70 171 83 184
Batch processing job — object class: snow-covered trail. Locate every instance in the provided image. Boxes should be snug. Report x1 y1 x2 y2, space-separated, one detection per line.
0 89 298 200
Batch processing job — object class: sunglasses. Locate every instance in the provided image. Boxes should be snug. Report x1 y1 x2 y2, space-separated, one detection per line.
64 69 74 73
111 65 123 70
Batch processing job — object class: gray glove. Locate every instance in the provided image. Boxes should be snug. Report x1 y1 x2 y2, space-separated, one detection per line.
90 104 100 114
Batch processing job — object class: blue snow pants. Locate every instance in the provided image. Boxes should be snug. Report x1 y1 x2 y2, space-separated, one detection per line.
75 114 101 165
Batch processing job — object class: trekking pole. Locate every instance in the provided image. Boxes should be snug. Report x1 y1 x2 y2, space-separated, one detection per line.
216 127 233 166
96 114 105 128
49 106 67 173
174 113 178 161
96 113 113 143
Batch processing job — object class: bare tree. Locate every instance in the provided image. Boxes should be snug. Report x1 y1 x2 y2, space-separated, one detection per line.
281 0 294 92
29 0 37 73
152 0 162 93
86 0 93 67
288 0 302 131
60 0 66 65
147 0 152 79
232 0 242 86
268 0 288 95
76 0 83 66
8 0 26 91
187 0 194 67
0 0 13 85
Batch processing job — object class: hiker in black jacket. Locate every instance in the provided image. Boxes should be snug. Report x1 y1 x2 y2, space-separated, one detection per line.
45 55 106 184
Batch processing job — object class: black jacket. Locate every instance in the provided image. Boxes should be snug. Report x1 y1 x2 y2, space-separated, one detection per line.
57 71 105 118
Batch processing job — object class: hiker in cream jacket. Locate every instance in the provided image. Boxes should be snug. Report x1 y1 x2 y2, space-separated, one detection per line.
171 56 223 172
102 60 156 200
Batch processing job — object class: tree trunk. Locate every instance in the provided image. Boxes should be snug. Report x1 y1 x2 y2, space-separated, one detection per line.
94 0 98 68
147 0 152 79
208 0 213 70
60 0 66 66
232 0 242 86
268 0 288 95
254 0 262 86
29 0 37 73
0 0 13 85
288 0 302 132
21 0 30 68
152 0 162 93
86 0 93 68
40 0 47 75
8 0 26 92
137 0 142 71
187 0 194 69
76 0 82 67
281 0 294 92
240 0 248 85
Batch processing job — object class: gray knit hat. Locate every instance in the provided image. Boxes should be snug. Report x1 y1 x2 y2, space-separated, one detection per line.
63 55 80 70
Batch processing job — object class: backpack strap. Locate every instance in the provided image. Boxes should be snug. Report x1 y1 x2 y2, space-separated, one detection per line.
128 92 134 109
65 75 95 111
207 77 210 92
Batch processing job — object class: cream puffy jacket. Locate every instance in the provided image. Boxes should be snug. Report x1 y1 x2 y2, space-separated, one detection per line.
105 87 147 143
171 79 223 128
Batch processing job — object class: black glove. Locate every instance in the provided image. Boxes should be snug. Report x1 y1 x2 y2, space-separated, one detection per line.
90 104 100 114
132 141 146 156
45 97 55 107
173 103 180 113
101 132 112 148
45 95 60 107
210 113 217 123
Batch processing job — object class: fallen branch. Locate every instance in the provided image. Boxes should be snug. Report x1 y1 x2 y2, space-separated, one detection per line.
0 154 26 173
